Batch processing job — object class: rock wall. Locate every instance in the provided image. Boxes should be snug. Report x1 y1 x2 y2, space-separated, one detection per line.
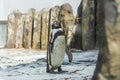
23 8 35 49
16 14 26 48
75 1 83 50
50 6 60 26
59 3 75 48
32 11 41 49
6 3 76 50
78 0 95 51
92 0 120 80
7 10 22 48
41 9 49 50
77 0 120 79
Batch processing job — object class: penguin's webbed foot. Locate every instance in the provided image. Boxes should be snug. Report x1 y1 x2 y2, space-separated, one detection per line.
46 69 50 73
47 67 54 73
58 66 62 72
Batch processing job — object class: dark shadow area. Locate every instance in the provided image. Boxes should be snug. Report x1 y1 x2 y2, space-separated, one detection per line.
48 70 68 74
73 1 83 50
92 0 118 80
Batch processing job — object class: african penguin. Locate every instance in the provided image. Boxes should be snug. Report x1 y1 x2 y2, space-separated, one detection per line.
47 21 66 73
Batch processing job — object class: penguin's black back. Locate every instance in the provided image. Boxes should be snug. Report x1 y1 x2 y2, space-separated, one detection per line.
50 29 64 52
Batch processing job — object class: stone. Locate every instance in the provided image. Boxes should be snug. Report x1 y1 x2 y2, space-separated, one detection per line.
32 11 42 49
59 3 75 48
50 6 60 25
102 1 120 79
81 0 95 50
7 10 22 48
41 8 49 50
74 1 83 49
23 8 35 49
15 14 26 48
92 0 120 80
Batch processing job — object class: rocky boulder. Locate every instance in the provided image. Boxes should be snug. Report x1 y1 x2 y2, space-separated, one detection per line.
59 3 75 48
32 11 42 49
23 8 35 49
15 14 26 48
92 0 120 80
50 6 60 26
41 8 49 50
7 10 22 48
80 0 95 51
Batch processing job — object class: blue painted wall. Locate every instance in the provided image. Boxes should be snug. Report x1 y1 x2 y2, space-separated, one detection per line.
0 24 7 48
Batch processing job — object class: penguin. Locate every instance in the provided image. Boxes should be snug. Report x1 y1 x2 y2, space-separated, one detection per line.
46 21 66 73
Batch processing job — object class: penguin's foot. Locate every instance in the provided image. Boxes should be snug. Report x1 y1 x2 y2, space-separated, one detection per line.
46 69 50 73
58 66 62 72
49 69 54 73
47 67 54 73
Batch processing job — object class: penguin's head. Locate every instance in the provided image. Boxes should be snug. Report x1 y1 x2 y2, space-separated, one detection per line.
52 21 61 29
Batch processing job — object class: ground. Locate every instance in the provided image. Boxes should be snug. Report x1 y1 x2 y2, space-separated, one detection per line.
0 49 98 80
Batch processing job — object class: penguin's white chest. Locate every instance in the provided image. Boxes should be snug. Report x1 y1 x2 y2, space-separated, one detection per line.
51 36 66 68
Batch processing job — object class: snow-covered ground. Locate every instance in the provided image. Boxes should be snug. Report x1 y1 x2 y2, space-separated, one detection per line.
0 49 98 80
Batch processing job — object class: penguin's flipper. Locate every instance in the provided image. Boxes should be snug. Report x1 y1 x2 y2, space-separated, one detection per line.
46 43 52 72
66 47 73 62
46 44 50 72
46 66 50 72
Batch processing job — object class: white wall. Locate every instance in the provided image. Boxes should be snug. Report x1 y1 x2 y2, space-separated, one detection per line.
0 0 81 20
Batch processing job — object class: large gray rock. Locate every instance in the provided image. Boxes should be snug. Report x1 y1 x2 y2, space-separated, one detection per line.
49 6 60 34
92 0 120 80
7 10 22 48
50 6 60 25
81 0 95 50
32 11 42 49
59 3 75 48
23 8 35 49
